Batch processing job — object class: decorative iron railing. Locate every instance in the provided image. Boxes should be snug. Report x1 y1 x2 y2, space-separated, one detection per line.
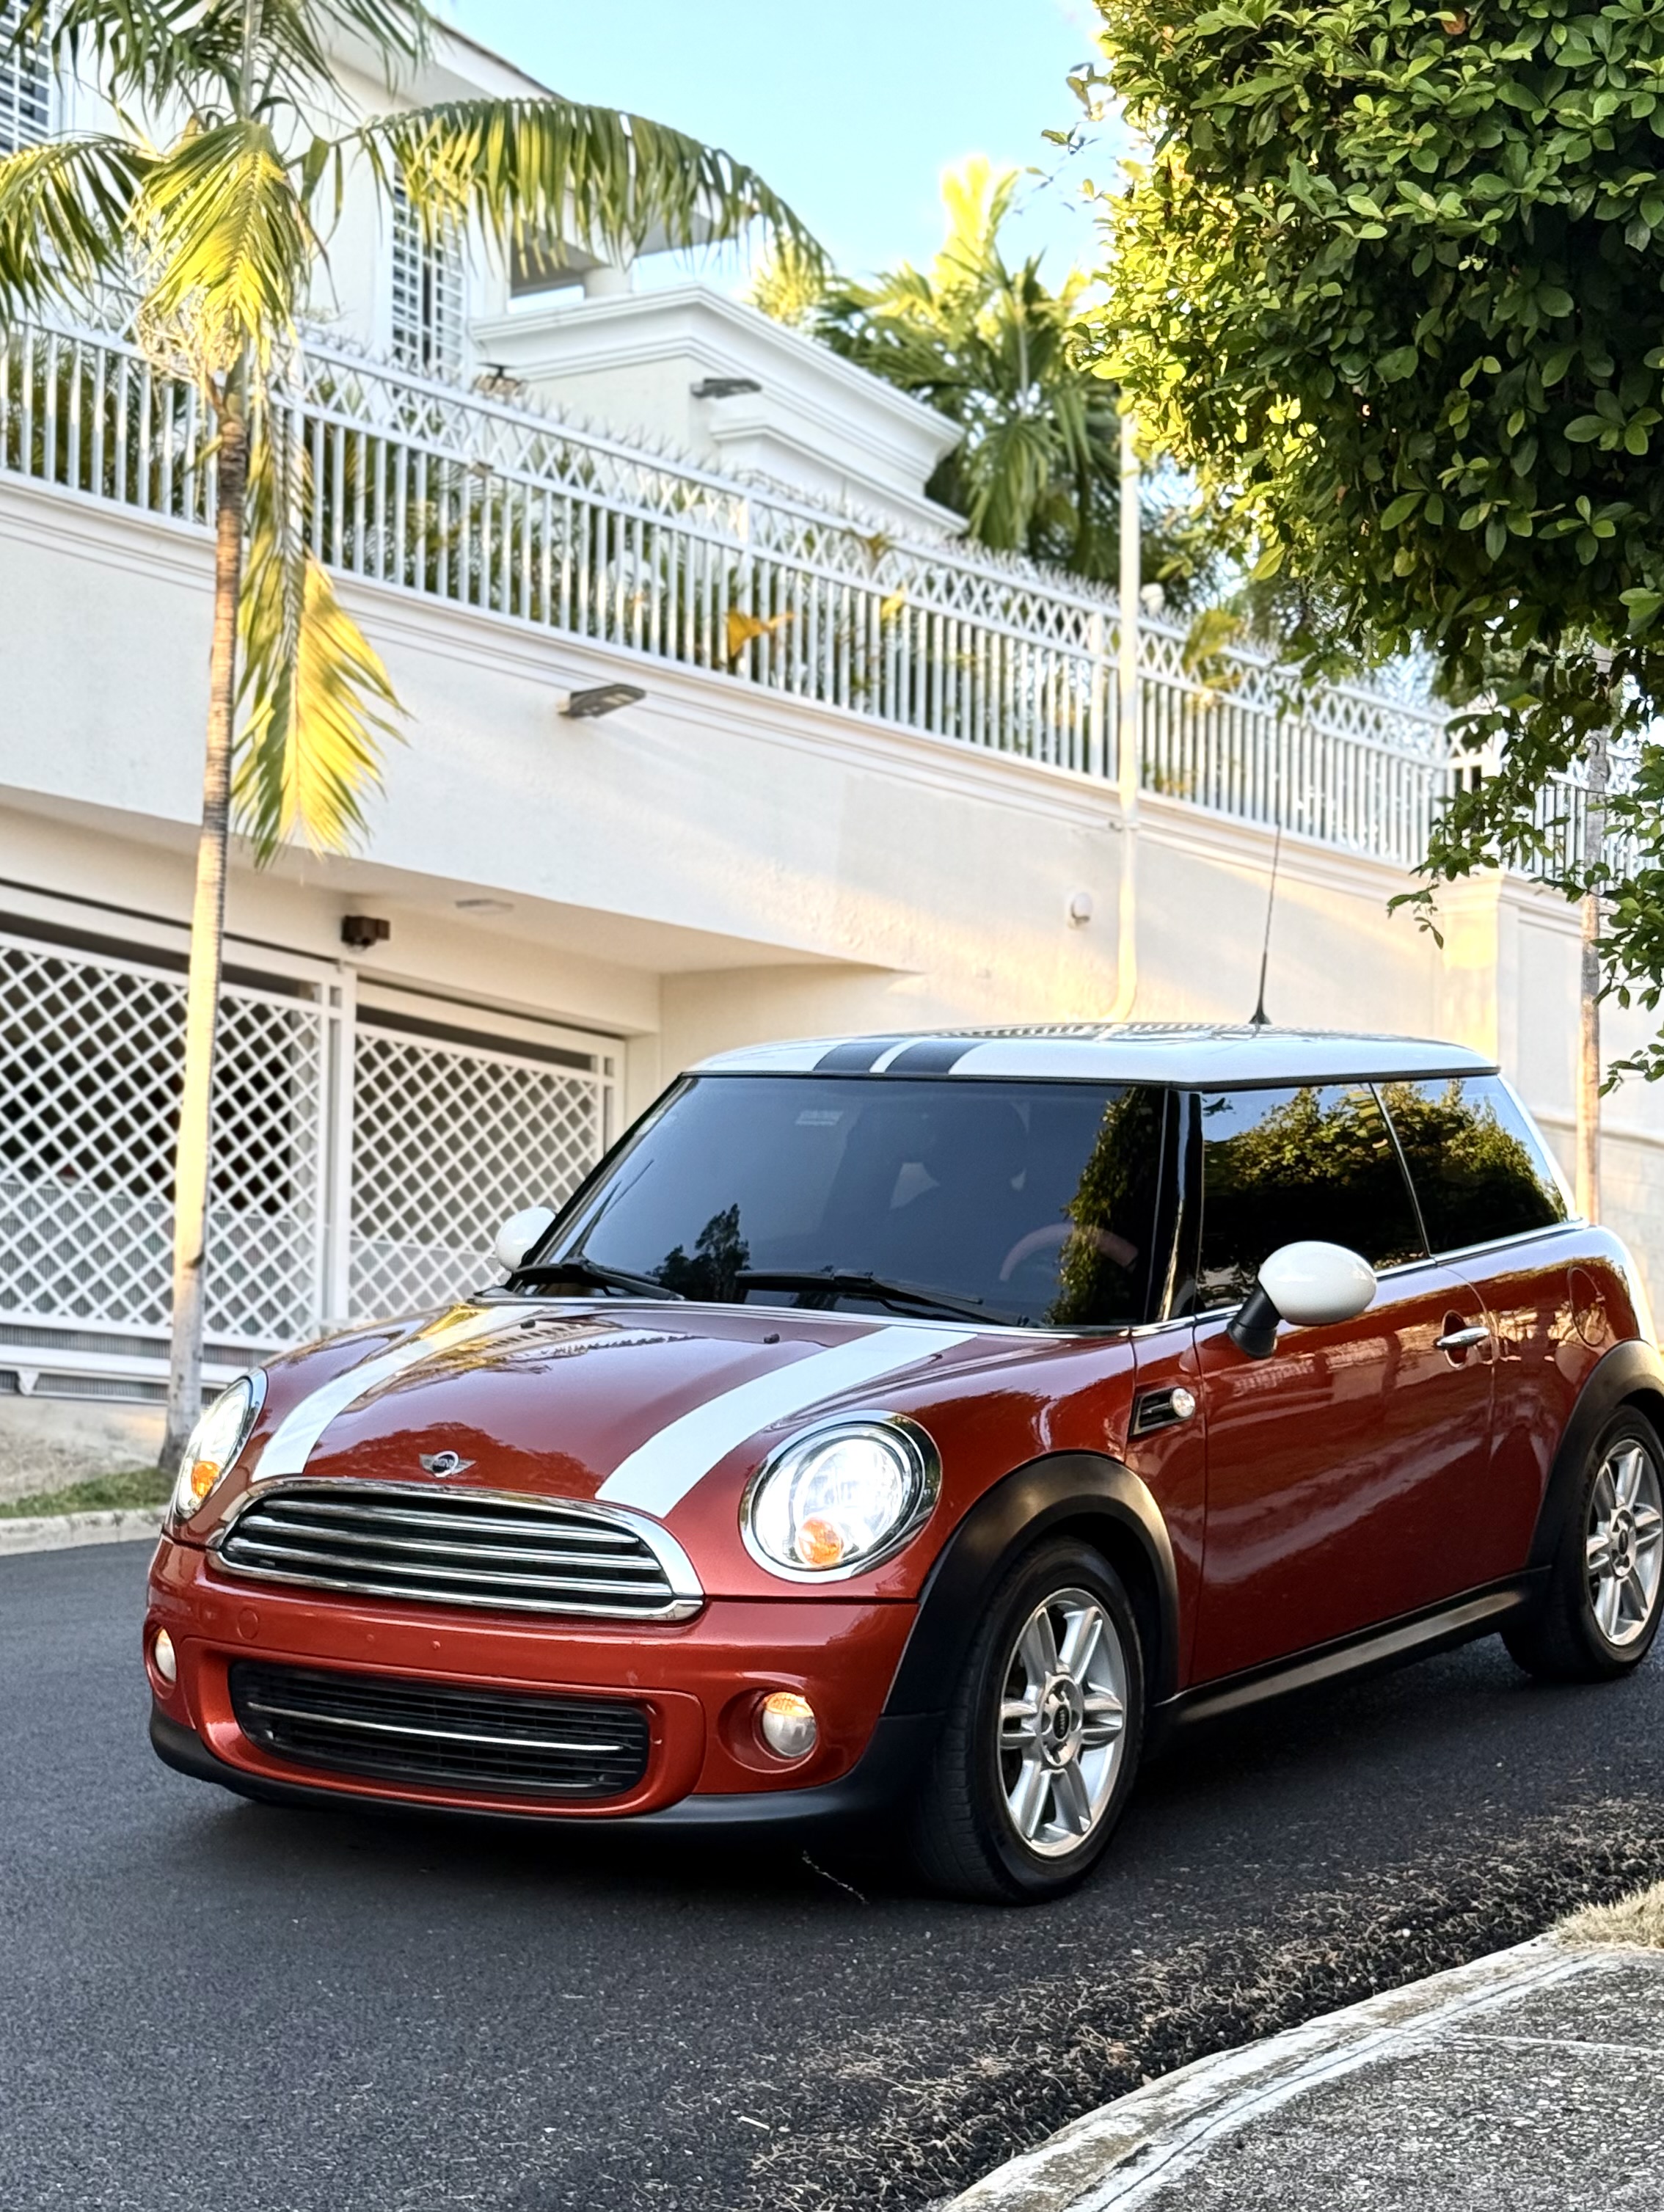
0 315 1462 871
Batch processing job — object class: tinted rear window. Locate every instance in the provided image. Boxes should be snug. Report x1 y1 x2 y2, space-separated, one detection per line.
1193 1083 1426 1308
1379 1076 1569 1251
542 1074 1170 1328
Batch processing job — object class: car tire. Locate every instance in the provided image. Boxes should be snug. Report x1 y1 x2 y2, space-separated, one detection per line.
1503 1406 1664 1683
907 1536 1145 1903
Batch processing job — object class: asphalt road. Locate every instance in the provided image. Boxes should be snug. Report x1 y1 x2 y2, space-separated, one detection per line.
6 1543 1664 2212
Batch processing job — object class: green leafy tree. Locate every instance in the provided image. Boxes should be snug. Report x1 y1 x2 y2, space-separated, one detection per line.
1081 0 1664 1198
0 0 817 1463
753 158 1209 592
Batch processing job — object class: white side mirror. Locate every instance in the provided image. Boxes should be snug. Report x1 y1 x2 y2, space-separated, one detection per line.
1227 1240 1376 1359
495 1205 556 1271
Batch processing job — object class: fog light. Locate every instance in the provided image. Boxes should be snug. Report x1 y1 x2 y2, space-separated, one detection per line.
151 1627 178 1687
759 1690 817 1760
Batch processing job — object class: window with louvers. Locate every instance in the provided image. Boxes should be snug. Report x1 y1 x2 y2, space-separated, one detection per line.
0 1 49 156
390 184 463 378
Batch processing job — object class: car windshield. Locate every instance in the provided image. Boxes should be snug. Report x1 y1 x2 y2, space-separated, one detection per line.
533 1075 1169 1329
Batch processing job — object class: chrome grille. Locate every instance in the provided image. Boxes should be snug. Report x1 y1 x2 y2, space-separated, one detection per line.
213 1481 702 1621
229 1660 651 1797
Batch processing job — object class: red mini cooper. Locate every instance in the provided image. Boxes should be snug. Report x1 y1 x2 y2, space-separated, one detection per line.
147 1026 1664 1901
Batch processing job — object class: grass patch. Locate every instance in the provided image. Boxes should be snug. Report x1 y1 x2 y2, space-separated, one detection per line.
1562 1878 1664 1949
0 1465 170 1519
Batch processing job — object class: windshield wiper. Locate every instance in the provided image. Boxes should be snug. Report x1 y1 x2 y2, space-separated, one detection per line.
734 1269 989 1324
511 1255 685 1300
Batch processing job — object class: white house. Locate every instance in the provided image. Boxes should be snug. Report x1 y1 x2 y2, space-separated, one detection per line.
1 14 1659 1480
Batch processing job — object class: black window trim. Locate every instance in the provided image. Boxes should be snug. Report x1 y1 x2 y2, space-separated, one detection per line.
1414 1219 1584 1269
1370 1079 1434 1262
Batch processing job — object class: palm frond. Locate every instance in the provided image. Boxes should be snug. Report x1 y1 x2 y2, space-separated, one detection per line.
235 415 401 861
136 121 313 368
351 95 822 271
12 0 429 126
810 159 1142 579
0 134 146 315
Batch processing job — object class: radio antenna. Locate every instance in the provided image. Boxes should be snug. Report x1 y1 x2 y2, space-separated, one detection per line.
1249 818 1282 1028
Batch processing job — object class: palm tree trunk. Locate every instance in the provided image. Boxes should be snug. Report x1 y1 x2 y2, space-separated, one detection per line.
1576 721 1610 1222
161 400 249 1467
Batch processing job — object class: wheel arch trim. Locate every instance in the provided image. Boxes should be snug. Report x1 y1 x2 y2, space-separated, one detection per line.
1530 1337 1664 1574
883 1450 1181 1716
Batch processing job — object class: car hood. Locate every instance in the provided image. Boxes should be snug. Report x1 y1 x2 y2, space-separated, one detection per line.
238 1297 993 1516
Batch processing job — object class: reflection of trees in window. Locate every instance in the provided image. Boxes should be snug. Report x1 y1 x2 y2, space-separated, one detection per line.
1199 1084 1423 1305
657 1204 750 1301
1379 1079 1563 1251
1046 1087 1163 1326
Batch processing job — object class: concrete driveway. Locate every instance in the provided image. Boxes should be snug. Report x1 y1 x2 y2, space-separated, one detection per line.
6 1541 1664 2212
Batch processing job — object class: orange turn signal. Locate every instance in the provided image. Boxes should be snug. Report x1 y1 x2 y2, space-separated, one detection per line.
794 1515 846 1569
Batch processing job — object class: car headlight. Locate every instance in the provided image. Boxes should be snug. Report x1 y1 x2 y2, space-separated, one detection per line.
740 1415 940 1580
170 1373 266 1526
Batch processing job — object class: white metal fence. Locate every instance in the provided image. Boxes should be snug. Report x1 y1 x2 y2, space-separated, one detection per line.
349 1018 608 1320
0 921 616 1398
0 315 1458 871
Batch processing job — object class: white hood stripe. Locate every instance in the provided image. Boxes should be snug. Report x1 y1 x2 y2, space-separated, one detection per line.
258 1306 528 1480
596 1324 976 1519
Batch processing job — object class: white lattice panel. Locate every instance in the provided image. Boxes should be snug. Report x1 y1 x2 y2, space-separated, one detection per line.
0 935 326 1346
349 1021 606 1320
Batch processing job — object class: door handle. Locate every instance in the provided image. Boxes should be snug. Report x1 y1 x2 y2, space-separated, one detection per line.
1436 1324 1491 1353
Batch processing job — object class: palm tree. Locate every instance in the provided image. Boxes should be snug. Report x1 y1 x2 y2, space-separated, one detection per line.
755 160 1208 595
825 162 1122 576
0 0 820 1465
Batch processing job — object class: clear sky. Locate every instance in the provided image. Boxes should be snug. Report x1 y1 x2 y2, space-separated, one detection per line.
439 0 1120 286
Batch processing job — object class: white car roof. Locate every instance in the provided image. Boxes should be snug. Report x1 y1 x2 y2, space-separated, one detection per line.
691 1023 1498 1087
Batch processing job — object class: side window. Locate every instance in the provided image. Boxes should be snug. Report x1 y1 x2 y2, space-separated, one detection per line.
1194 1084 1426 1310
1379 1076 1569 1252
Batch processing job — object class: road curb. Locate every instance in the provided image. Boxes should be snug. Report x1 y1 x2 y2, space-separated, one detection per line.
949 1932 1599 2211
0 1506 165 1556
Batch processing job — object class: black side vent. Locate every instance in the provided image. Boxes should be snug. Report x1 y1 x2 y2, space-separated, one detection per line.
1130 1385 1199 1439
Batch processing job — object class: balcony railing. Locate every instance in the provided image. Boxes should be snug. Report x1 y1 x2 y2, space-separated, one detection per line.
0 315 1463 870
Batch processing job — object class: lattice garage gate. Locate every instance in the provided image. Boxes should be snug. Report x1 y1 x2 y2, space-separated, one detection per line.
0 915 618 1402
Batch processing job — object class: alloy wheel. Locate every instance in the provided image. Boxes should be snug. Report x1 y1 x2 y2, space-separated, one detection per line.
1587 1437 1664 1649
996 1586 1128 1859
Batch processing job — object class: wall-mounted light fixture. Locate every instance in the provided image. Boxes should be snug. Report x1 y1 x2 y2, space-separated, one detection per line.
1068 890 1095 927
690 376 762 400
561 683 646 720
474 362 526 400
341 915 391 950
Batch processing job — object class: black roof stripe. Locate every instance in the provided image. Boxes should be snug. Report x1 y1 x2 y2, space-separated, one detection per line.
883 1038 979 1074
813 1037 896 1073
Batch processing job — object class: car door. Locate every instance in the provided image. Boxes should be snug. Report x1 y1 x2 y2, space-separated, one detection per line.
1381 1073 1584 1578
1183 1081 1497 1684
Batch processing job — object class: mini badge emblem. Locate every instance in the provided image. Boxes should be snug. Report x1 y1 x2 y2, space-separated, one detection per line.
419 1450 472 1478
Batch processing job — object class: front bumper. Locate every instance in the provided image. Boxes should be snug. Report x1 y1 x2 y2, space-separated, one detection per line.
145 1533 927 1829
147 1702 941 1834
